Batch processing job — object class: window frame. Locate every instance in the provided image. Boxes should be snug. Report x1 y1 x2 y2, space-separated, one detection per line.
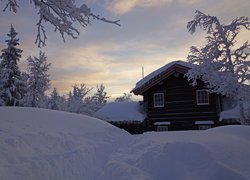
157 126 169 132
196 89 209 105
198 125 211 130
153 93 164 108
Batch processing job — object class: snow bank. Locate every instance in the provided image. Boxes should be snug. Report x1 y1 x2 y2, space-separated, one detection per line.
99 126 250 180
95 102 145 122
0 107 128 180
1 107 250 180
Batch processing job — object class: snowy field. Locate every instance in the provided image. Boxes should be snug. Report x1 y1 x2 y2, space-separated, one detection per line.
1 107 250 180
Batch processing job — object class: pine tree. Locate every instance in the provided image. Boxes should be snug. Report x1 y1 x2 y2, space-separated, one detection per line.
186 10 250 124
24 51 51 108
67 84 92 113
79 84 109 115
0 25 26 106
93 84 109 105
48 88 66 111
115 93 132 102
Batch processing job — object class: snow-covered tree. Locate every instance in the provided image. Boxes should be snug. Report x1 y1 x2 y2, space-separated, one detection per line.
48 88 67 111
186 10 250 124
80 84 109 115
0 25 26 106
115 93 132 102
67 83 92 113
2 0 120 47
24 51 51 108
93 84 109 105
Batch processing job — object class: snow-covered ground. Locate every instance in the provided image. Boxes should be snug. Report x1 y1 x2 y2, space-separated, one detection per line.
1 107 250 180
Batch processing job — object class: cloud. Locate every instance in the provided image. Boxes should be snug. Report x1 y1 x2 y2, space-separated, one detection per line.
1 0 249 100
106 0 200 14
106 0 137 14
46 39 180 96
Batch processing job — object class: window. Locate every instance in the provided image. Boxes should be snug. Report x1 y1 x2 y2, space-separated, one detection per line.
198 125 211 130
196 90 209 105
157 126 169 131
154 93 164 107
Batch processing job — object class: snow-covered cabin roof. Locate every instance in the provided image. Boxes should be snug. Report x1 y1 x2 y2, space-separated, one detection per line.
95 102 146 123
131 60 193 95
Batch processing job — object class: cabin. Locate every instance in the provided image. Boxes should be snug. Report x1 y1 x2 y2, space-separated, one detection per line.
95 101 145 134
131 60 223 131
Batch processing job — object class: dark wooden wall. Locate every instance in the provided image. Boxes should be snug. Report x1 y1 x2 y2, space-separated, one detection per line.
109 122 145 134
143 73 220 131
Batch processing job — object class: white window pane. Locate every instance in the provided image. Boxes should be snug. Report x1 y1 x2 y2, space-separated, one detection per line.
154 93 164 107
198 125 211 130
157 126 168 131
196 90 209 105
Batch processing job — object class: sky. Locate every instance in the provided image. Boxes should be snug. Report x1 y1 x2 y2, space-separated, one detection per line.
0 0 249 100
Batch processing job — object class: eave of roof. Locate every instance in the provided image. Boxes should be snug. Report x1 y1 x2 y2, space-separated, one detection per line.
131 60 192 95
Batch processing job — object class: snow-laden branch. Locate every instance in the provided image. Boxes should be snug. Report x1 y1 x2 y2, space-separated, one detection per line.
187 10 218 35
2 0 18 12
2 0 121 47
186 10 250 125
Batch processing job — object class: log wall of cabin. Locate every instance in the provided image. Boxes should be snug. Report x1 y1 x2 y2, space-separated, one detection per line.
143 73 220 130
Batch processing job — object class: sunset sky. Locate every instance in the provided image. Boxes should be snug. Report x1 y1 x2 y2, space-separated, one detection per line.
0 0 249 100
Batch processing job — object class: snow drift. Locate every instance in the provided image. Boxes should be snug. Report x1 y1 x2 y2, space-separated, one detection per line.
1 107 250 180
99 127 250 180
0 107 128 180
